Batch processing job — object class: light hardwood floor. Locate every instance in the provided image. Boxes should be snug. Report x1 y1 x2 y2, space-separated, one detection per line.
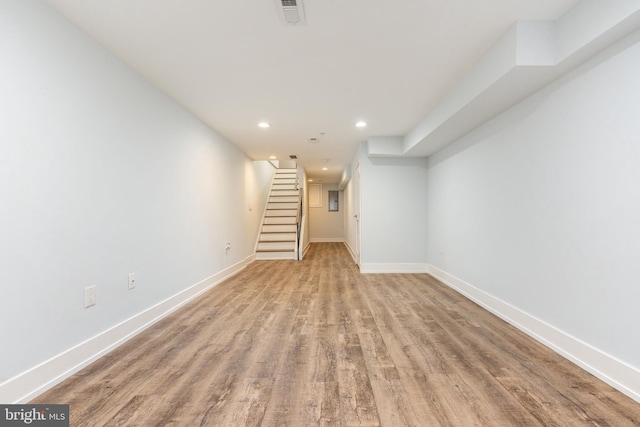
34 243 640 426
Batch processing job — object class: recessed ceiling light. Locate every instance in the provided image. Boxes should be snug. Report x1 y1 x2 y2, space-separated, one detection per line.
322 167 328 171
269 155 277 159
308 179 314 182
258 122 270 128
355 121 367 128
322 158 330 162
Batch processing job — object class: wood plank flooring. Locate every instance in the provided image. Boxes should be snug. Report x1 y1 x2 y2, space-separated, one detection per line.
33 243 640 426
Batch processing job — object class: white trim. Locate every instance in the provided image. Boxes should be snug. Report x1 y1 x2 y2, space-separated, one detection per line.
309 237 344 243
360 263 429 274
0 255 255 404
426 264 640 404
302 242 311 259
343 241 358 265
255 251 297 260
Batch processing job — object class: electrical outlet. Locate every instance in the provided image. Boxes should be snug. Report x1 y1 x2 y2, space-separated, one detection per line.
225 242 231 251
85 286 96 308
128 273 136 290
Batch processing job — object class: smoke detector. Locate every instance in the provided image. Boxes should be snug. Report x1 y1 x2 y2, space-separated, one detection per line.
275 0 306 25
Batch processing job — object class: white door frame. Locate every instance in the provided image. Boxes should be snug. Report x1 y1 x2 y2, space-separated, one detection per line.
354 162 361 266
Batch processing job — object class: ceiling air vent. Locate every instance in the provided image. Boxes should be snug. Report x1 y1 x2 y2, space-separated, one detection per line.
308 137 319 143
289 154 298 159
276 0 306 25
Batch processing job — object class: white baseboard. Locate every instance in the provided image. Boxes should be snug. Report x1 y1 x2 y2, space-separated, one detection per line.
360 263 429 274
309 237 345 243
0 255 255 404
302 242 311 259
426 264 640 404
343 241 358 265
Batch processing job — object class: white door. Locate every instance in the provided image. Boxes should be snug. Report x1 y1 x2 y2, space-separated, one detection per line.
354 163 361 265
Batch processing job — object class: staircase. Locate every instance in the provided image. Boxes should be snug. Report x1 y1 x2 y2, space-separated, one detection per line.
255 168 300 260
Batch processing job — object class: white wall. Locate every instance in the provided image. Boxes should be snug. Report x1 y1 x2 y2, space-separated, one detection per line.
299 167 310 257
0 0 271 392
358 151 428 272
426 29 640 394
309 184 344 241
343 161 360 264
245 160 276 252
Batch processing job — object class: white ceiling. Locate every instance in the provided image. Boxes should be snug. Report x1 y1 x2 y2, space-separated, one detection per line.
44 0 578 183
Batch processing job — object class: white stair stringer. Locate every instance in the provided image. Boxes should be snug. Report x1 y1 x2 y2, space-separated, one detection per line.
255 167 301 260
